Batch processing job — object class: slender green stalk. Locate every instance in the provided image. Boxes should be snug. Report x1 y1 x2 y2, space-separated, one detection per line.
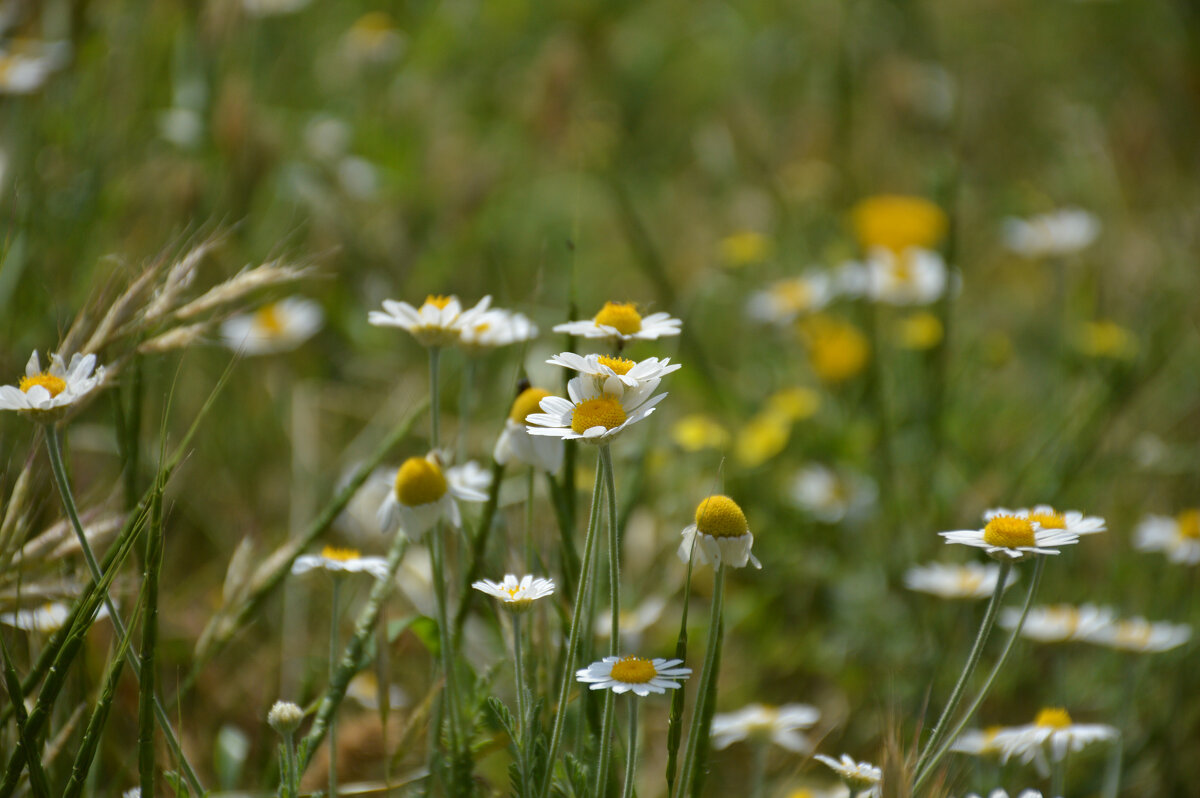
676 564 726 798
458 356 475 464
513 612 528 738
689 604 725 798
138 478 166 798
453 458 506 645
621 697 640 798
429 346 442 449
749 741 768 798
664 536 698 794
525 466 536 572
916 560 1013 771
0 637 51 798
1051 750 1067 798
329 576 342 798
279 733 299 798
595 445 622 798
429 522 463 777
539 449 607 798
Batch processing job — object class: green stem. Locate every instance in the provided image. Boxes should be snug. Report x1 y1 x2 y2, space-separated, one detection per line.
664 536 698 794
676 564 726 798
513 612 528 740
621 697 640 798
429 347 441 450
749 741 767 798
458 356 475 464
430 523 462 769
138 478 165 798
282 731 298 798
329 576 342 798
454 458 506 645
525 467 536 572
1051 749 1067 798
595 445 621 797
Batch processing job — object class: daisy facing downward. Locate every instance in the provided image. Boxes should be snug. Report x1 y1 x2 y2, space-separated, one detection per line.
525 375 666 445
679 494 761 569
377 453 488 537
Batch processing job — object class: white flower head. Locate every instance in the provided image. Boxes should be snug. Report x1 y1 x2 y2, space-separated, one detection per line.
377 453 487 537
1134 510 1200 565
553 301 681 343
525 374 666 445
992 505 1106 537
904 562 1018 600
459 307 538 352
0 352 106 421
950 727 1007 758
291 545 390 581
1084 616 1191 653
0 601 109 633
990 708 1117 777
546 351 681 391
0 40 69 95
837 248 954 306
1002 208 1100 258
961 790 1045 798
368 294 492 348
472 574 555 613
746 273 834 325
999 603 1116 644
221 297 324 355
710 703 821 752
596 595 667 650
678 494 761 570
813 754 882 795
494 387 564 473
790 464 878 524
940 510 1080 561
575 655 691 697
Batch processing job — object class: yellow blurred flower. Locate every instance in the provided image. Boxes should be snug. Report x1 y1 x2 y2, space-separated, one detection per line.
895 311 944 350
767 387 821 421
1075 320 1138 361
720 231 771 267
672 414 730 452
851 195 947 254
799 315 870 383
735 412 791 467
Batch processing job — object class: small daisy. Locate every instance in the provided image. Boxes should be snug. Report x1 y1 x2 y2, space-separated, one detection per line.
678 494 761 569
746 273 834 325
494 387 565 473
950 726 1007 757
961 790 1044 798
903 562 1018 600
838 248 954 306
472 574 555 612
999 604 1116 643
0 601 109 633
986 505 1106 537
459 307 539 352
525 375 666 445
546 351 681 390
813 754 882 797
221 297 324 354
1134 510 1200 565
368 294 492 348
710 703 821 752
1002 208 1100 258
291 545 389 581
377 453 488 537
575 655 691 697
0 351 106 421
1084 616 1191 653
0 40 69 95
553 301 681 343
596 595 667 650
990 708 1117 776
790 464 877 524
940 511 1080 561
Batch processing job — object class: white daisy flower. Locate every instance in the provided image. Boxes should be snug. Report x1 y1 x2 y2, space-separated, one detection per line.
448 459 494 495
494 387 564 473
546 351 681 390
220 297 324 355
575 655 691 697
0 351 106 420
459 307 538 352
950 727 1007 757
999 603 1116 643
596 595 667 651
961 790 1044 798
0 601 109 633
985 505 1106 537
789 464 878 524
525 375 666 445
553 301 681 343
836 248 953 306
1084 616 1191 653
1134 510 1200 565
990 708 1117 777
813 754 882 796
291 545 390 581
123 789 143 798
746 273 834 325
0 40 69 95
367 294 492 348
678 494 761 570
377 453 488 537
1002 208 1100 258
939 511 1080 561
471 574 555 613
710 702 821 752
903 562 1018 600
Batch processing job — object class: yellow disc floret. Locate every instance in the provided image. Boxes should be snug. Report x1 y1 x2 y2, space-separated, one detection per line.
1028 508 1066 530
570 397 627 434
321 545 362 562
424 295 453 310
695 495 748 539
1034 707 1073 728
597 355 636 375
394 456 448 506
593 302 643 335
609 656 656 684
510 388 552 422
19 373 67 398
982 515 1037 548
1177 509 1200 540
254 304 285 335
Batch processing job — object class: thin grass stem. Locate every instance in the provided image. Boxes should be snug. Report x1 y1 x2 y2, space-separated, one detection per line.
621 697 639 798
138 475 165 798
329 575 342 798
595 444 621 797
675 563 725 798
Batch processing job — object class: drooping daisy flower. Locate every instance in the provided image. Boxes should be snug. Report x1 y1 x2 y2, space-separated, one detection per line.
525 375 666 445
990 708 1117 776
940 512 1080 561
472 574 555 612
1002 208 1100 258
459 307 538 352
1083 615 1191 653
1134 510 1200 565
850 195 947 254
367 294 492 348
678 494 761 569
813 753 882 797
575 655 691 696
377 453 488 537
0 601 110 633
596 595 668 651
546 351 681 390
746 273 834 325
998 604 1116 643
291 545 389 581
221 297 324 354
986 505 1106 537
903 562 1018 600
0 351 106 420
710 703 821 752
790 464 877 524
494 387 564 473
553 301 681 343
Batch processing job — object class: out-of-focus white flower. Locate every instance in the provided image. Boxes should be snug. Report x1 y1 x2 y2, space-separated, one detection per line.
1083 615 1191 654
337 156 379 200
220 297 324 354
0 601 109 633
837 248 954 306
460 307 539 352
553 301 681 343
789 464 877 524
243 0 312 17
813 754 882 796
0 40 69 94
990 708 1117 777
495 387 564 473
950 727 1007 757
346 671 407 710
0 351 105 420
746 273 834 325
526 375 666 445
710 703 821 752
291 545 389 581
304 116 352 162
999 604 1115 643
342 11 406 67
596 595 667 650
961 790 1044 798
546 352 680 391
1134 510 1200 565
679 494 761 570
158 107 204 149
1002 209 1099 258
904 562 1017 600
368 294 492 348
575 655 691 696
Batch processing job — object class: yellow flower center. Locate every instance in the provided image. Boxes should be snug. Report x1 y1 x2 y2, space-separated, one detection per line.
787 791 815 798
394 457 448 506
850 194 947 253
593 302 642 335
254 303 285 335
609 656 656 684
955 570 984 592
1034 707 1073 729
1112 621 1152 648
19 373 67 397
982 515 1037 548
597 355 636 375
424 295 453 310
570 397 627 434
773 280 813 311
1177 509 1200 540
1028 509 1066 530
321 545 361 562
695 495 748 538
510 388 552 422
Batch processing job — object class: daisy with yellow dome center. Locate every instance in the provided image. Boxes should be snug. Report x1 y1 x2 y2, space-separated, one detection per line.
525 374 666 445
989 708 1117 776
471 574 555 613
368 293 492 347
940 510 1080 561
220 297 324 354
710 702 821 753
292 545 389 581
546 351 681 390
903 562 1018 600
575 655 691 696
553 301 682 343
377 453 488 537
678 494 761 569
0 351 106 420
493 386 565 473
812 753 882 796
1134 509 1200 565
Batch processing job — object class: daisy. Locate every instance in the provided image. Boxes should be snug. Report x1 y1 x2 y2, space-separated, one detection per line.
903 562 1018 600
1134 510 1200 565
1002 208 1100 258
999 604 1115 643
678 494 761 569
950 727 1007 757
710 703 821 752
986 505 1106 537
0 601 109 633
221 297 324 355
0 351 106 420
1084 616 1191 653
990 708 1117 776
790 464 878 524
494 387 565 473
0 40 69 95
850 194 947 254
459 307 538 352
596 595 667 650
341 11 405 68
575 655 691 697
377 453 488 537
939 511 1080 561
291 545 389 581
961 791 1044 798
525 375 666 445
838 248 954 306
368 294 492 348
813 754 882 797
746 273 834 325
552 301 681 343
472 574 555 612
546 351 681 390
